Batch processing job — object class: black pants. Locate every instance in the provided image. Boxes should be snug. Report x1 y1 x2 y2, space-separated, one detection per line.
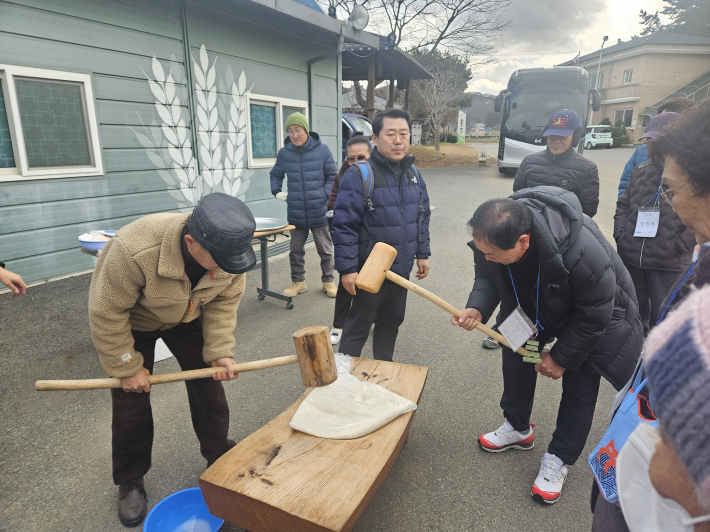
338 278 408 361
626 265 681 336
500 345 601 465
111 319 233 485
333 274 353 329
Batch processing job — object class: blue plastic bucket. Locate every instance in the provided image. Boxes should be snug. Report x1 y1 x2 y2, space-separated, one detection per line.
143 487 223 532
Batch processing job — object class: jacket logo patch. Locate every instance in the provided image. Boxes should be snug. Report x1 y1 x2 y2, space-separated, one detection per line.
552 117 568 127
560 179 568 186
549 283 560 288
121 353 133 364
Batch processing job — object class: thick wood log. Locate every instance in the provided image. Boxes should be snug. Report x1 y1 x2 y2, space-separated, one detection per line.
200 357 428 532
293 326 338 388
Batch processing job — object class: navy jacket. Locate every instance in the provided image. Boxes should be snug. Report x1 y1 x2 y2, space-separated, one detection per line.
466 187 642 390
270 132 337 228
332 148 431 277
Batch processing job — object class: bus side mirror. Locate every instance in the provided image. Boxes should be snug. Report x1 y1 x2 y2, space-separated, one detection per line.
494 93 504 113
590 89 601 112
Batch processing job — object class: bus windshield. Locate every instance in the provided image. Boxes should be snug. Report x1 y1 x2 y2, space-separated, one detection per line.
504 85 588 139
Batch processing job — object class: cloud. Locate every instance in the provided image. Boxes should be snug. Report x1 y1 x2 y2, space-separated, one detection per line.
469 78 507 94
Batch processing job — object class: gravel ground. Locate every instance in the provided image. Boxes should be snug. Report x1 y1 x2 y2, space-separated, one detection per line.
0 149 631 532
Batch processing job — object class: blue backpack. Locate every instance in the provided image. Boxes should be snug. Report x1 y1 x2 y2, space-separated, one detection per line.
352 160 426 243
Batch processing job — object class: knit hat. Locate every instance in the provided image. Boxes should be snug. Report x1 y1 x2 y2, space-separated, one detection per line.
645 283 710 499
285 112 309 134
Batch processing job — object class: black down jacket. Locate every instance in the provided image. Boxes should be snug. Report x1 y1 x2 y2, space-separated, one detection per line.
466 187 643 390
614 160 695 272
513 147 599 217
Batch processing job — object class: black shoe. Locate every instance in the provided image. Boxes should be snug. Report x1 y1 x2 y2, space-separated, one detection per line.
117 478 147 527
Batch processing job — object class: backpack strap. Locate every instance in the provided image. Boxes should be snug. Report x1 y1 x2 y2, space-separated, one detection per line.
352 160 375 212
411 164 425 243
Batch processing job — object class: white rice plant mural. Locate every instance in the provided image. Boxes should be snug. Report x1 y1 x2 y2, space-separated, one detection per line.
135 45 252 207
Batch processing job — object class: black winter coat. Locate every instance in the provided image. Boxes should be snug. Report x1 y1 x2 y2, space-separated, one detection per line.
513 147 599 217
614 160 695 272
466 187 642 390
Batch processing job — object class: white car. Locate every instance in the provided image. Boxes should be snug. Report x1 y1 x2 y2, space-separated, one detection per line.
584 125 613 149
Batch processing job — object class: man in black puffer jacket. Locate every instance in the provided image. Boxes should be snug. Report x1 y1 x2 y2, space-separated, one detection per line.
452 187 642 505
614 158 695 335
513 109 599 217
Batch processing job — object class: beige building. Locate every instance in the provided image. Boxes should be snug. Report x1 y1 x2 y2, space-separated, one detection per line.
559 29 710 135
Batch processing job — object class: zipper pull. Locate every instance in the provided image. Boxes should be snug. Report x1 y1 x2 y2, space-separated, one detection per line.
189 299 194 316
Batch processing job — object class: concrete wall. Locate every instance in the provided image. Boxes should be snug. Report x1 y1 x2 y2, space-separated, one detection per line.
0 0 340 284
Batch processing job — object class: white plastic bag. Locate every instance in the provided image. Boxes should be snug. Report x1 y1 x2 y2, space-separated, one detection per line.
289 354 417 439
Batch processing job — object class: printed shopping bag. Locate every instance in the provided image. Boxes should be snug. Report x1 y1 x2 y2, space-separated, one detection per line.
588 363 658 503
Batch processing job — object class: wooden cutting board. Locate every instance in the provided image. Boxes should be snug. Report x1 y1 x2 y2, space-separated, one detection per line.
200 357 428 532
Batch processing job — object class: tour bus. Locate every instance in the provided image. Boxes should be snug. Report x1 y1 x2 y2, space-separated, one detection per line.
494 67 601 174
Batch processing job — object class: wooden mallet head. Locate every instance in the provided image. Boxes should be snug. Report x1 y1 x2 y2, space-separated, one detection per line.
293 326 338 387
355 242 398 293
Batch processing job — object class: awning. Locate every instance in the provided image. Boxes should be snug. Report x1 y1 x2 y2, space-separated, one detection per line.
342 36 433 85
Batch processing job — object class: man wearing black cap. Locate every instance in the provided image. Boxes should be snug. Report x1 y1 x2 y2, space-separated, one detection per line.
88 193 256 527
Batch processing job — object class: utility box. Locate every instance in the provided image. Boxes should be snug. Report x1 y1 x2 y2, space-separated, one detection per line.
478 151 488 165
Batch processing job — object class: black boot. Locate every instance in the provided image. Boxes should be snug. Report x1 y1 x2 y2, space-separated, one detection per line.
117 478 147 527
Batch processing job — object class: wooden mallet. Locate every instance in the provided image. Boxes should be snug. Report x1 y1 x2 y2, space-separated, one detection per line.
35 326 338 391
355 242 528 356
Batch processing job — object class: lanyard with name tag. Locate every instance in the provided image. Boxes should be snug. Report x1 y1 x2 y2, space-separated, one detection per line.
634 206 660 238
498 259 544 360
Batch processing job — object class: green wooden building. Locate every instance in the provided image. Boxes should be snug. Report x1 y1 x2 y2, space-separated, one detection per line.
0 0 378 286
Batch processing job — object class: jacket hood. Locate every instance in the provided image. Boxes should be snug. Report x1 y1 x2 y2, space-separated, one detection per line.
284 131 321 152
510 186 584 271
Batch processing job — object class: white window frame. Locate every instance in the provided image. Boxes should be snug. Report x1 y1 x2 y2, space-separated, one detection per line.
623 69 633 84
245 93 308 169
0 64 103 182
614 108 634 128
590 71 604 90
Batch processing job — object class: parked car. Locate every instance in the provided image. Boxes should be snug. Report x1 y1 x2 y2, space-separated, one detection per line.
584 125 613 149
342 113 373 160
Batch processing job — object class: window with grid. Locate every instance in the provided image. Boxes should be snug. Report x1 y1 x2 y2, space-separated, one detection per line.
614 108 634 128
246 94 308 168
0 65 102 181
590 72 604 89
623 70 633 84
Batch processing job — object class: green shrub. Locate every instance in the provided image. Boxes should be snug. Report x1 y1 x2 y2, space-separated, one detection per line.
440 132 458 143
612 120 630 147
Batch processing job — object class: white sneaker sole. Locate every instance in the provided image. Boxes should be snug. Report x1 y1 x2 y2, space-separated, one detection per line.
478 441 535 453
330 337 341 345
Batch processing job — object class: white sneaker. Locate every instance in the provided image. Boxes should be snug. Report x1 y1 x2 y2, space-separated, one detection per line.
532 453 568 504
330 327 343 345
478 420 535 452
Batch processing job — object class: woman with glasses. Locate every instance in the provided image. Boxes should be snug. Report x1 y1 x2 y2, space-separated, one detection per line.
613 112 694 335
326 134 372 345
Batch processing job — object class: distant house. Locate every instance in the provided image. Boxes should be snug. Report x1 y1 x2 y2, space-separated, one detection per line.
558 28 710 131
0 0 379 286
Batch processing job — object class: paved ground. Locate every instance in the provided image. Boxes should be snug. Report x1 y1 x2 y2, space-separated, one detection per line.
0 147 633 532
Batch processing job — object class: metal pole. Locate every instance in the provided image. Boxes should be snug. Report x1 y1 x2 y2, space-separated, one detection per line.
588 36 608 127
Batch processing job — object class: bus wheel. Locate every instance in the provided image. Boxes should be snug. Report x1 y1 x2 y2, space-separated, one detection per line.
498 167 509 174
586 142 593 150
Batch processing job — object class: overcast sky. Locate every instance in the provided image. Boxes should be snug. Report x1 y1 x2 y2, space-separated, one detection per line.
469 0 669 94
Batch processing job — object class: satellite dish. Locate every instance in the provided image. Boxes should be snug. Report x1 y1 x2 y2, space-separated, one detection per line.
350 5 369 31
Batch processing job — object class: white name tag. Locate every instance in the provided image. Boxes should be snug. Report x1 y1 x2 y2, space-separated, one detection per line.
498 306 536 352
634 208 660 238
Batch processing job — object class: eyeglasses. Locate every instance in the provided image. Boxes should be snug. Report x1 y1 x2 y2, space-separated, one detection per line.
346 155 368 163
660 181 687 206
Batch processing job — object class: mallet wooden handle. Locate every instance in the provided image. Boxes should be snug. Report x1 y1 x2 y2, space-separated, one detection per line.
383 271 528 356
35 355 298 391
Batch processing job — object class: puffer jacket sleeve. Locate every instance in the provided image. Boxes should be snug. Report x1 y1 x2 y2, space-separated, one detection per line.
269 149 286 195
416 176 431 259
579 158 599 217
322 147 337 198
88 238 146 378
332 168 364 275
465 243 500 324
201 274 245 363
550 249 615 370
614 186 631 242
676 227 696 257
513 159 528 192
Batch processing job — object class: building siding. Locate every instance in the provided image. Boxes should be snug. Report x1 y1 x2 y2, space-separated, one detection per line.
0 0 340 284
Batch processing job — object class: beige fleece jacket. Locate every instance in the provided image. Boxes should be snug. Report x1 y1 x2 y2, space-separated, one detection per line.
88 213 245 378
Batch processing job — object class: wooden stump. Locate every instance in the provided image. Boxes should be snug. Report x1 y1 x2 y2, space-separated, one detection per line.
200 357 428 532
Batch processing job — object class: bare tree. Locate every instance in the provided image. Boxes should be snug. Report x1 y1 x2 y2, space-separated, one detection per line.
415 68 462 151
